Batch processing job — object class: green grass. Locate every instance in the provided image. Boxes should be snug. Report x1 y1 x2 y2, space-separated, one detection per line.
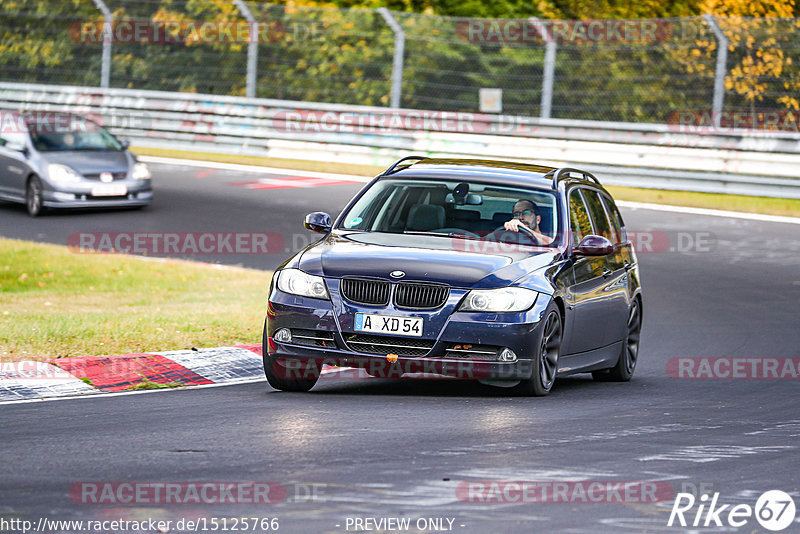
133 146 800 218
605 186 800 218
125 377 184 390
0 238 271 362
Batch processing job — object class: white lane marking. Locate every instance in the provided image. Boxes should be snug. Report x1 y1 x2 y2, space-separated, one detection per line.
139 155 800 225
137 155 373 183
617 200 800 225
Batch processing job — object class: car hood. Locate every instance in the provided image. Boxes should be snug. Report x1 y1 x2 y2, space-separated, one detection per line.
41 150 132 175
296 231 560 289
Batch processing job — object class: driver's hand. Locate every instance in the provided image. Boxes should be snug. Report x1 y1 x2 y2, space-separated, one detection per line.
504 219 528 233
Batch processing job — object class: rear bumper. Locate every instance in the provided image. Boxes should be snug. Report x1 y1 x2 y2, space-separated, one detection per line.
266 288 550 381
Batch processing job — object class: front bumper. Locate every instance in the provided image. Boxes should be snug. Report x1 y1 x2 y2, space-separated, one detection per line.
266 288 550 381
42 181 153 208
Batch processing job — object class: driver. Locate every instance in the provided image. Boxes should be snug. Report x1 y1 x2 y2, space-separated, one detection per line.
503 199 553 245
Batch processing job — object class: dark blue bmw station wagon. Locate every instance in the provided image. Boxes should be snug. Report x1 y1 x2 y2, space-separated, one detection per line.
263 157 642 395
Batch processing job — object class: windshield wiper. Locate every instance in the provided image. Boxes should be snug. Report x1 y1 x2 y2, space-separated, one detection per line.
402 231 478 240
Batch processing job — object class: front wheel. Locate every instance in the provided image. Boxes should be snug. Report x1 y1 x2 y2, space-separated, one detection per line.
513 304 562 396
262 323 319 392
593 298 641 382
26 176 44 217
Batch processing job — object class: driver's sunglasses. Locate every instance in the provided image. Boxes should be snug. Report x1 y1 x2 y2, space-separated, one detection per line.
513 209 534 218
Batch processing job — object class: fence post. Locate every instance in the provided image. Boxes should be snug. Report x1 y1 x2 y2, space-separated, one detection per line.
91 0 112 88
377 8 405 108
530 17 556 119
702 14 728 127
233 0 258 98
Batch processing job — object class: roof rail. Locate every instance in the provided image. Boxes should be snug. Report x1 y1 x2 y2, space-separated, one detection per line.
382 156 428 175
549 167 600 190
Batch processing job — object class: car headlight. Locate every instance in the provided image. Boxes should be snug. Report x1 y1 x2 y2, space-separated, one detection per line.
459 287 538 313
277 269 329 300
47 164 81 183
132 162 151 180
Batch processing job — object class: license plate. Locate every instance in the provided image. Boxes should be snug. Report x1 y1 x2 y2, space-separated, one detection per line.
91 184 127 197
354 313 423 337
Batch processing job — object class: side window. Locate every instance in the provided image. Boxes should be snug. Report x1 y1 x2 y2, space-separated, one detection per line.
568 189 593 244
581 189 615 242
601 193 626 243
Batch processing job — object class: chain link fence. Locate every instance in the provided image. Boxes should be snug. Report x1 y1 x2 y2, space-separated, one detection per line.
2 0 800 124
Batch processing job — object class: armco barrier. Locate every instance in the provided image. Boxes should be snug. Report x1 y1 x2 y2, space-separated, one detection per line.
2 82 800 198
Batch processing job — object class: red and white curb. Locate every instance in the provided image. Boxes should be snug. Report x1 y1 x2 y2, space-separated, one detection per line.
0 344 349 402
0 345 265 401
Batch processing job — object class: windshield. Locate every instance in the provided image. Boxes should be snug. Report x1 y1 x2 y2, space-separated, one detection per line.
338 178 561 247
28 117 122 152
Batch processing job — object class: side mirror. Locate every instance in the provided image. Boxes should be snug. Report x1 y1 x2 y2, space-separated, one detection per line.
304 212 332 234
119 138 131 149
573 235 614 256
5 141 28 156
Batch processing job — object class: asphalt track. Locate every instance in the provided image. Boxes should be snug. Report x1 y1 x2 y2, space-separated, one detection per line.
1 161 799 533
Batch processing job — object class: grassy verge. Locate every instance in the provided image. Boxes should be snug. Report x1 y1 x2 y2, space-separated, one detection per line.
605 186 800 218
133 146 800 218
134 146 385 177
0 238 271 362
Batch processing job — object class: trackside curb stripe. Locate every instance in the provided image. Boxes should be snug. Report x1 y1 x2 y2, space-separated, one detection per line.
0 345 350 401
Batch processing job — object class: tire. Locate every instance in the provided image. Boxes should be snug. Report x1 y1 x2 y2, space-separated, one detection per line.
512 303 562 396
593 297 642 382
261 322 319 392
26 176 44 217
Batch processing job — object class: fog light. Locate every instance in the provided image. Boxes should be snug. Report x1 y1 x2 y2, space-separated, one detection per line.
274 328 292 343
498 348 517 362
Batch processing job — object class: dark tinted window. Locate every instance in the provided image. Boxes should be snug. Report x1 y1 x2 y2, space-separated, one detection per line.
581 189 615 242
601 193 626 243
568 189 593 244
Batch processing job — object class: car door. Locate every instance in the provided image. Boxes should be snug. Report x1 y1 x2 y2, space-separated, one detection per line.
561 187 609 355
601 192 637 338
581 188 629 345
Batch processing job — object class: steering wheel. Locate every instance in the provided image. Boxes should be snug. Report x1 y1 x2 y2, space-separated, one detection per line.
486 225 541 246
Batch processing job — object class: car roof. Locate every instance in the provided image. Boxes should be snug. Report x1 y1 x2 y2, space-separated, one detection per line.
383 158 601 192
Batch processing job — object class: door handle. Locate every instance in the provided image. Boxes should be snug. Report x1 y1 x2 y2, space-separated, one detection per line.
602 268 613 278
623 262 632 271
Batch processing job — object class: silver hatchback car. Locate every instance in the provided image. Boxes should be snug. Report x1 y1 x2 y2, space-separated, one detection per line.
0 111 153 216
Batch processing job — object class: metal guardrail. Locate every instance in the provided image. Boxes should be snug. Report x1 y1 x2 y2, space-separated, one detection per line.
2 82 800 198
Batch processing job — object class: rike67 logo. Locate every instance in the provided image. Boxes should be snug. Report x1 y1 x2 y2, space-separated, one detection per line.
668 490 796 531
